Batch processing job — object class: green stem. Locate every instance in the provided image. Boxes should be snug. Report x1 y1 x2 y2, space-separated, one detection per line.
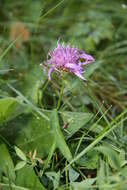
41 79 49 100
57 78 65 110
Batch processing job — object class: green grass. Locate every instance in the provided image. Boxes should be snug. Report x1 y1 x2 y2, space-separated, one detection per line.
0 0 127 189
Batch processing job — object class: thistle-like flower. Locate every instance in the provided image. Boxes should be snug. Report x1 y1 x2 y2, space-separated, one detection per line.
45 41 95 80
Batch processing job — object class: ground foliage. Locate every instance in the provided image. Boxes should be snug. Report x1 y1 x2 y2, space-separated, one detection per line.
0 0 127 189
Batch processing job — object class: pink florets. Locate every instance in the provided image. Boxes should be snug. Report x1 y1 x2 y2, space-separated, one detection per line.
45 41 95 80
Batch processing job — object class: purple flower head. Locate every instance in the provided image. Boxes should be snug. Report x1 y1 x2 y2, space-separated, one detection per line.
45 41 95 80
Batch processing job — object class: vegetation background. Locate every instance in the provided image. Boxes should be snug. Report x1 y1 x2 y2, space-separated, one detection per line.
0 0 127 189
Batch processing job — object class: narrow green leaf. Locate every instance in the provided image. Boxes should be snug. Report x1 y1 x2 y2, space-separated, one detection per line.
50 109 72 162
67 112 127 167
97 159 106 187
0 69 13 75
119 149 126 167
15 146 27 161
14 161 26 171
8 84 49 121
69 167 79 182
0 182 30 190
43 141 56 172
0 34 22 62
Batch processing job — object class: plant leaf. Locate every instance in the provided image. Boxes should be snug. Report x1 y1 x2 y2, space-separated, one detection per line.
16 165 45 190
61 111 93 138
15 146 27 161
14 113 54 158
69 167 79 182
50 109 72 162
72 178 96 190
0 97 25 125
0 143 15 181
46 171 60 190
14 161 26 171
96 146 121 170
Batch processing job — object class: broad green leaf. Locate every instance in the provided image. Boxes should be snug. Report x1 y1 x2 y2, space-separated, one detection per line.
61 111 93 138
16 165 45 190
15 113 54 158
1 110 53 159
50 109 72 162
15 146 27 161
0 143 15 181
0 97 25 125
96 146 121 170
